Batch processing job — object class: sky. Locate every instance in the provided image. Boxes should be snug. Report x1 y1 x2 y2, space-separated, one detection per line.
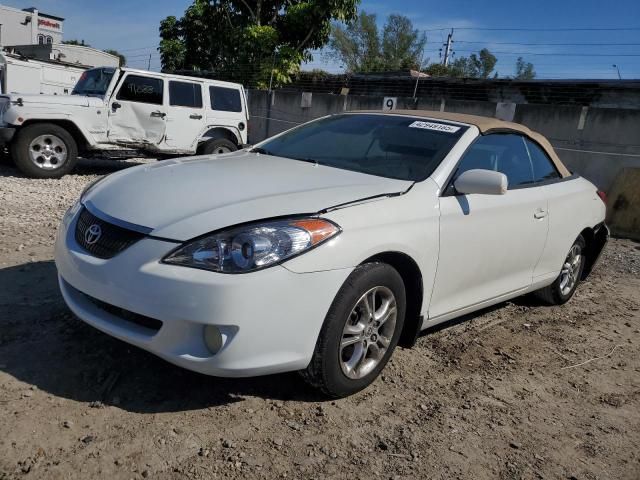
4 0 640 79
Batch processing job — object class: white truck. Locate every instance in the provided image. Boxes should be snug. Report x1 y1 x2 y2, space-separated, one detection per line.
0 67 249 178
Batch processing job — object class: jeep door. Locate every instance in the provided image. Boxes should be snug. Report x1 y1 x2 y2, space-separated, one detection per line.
108 73 166 147
164 80 205 152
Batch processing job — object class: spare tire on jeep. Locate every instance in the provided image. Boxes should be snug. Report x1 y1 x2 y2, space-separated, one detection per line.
12 123 78 179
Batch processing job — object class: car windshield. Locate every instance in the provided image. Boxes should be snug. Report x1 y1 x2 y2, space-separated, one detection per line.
254 114 468 181
72 68 116 97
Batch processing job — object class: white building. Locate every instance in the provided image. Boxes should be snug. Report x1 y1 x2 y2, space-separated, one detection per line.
0 4 64 46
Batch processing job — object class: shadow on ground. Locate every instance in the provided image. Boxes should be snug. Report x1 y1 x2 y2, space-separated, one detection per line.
0 260 322 413
0 156 150 178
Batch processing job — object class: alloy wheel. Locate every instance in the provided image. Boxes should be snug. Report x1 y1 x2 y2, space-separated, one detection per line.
340 286 397 379
559 244 582 296
29 134 68 170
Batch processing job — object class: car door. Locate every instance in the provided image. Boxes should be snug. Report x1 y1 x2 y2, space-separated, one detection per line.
164 80 205 152
428 133 550 320
108 73 166 146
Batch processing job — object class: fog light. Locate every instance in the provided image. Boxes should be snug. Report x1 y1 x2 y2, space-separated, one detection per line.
204 325 223 355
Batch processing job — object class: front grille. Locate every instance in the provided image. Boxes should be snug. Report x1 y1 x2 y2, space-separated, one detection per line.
82 291 163 332
75 207 145 259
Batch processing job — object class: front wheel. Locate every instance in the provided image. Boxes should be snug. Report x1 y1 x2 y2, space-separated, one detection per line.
12 123 78 178
301 263 406 398
535 235 586 305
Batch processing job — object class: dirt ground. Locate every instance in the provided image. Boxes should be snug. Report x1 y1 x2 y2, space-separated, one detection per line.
0 159 639 480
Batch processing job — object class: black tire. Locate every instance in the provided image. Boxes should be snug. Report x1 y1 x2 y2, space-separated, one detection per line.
11 123 78 178
199 137 238 155
535 235 586 305
301 263 406 398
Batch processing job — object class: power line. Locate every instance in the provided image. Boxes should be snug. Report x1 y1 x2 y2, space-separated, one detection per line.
423 26 640 32
455 41 640 46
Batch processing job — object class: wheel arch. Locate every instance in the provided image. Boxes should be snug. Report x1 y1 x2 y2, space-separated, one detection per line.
198 127 240 152
361 251 424 348
578 223 609 279
20 119 89 152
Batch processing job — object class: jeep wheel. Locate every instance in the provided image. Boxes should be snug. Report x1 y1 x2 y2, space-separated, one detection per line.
199 138 237 155
12 123 78 178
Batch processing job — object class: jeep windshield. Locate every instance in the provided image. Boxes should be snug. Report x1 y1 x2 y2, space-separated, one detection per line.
253 113 468 182
72 67 116 97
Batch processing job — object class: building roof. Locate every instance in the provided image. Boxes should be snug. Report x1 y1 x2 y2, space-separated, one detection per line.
22 7 65 21
352 109 571 177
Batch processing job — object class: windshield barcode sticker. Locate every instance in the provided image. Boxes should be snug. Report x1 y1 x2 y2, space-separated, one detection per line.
408 121 461 133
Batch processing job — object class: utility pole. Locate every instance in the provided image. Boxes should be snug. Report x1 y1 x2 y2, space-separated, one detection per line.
442 29 454 66
148 54 152 70
612 64 622 80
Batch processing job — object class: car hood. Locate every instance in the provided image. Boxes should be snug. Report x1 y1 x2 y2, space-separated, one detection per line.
83 151 413 241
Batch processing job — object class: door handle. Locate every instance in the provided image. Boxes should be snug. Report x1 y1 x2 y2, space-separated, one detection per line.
189 114 203 120
534 209 548 219
150 111 166 119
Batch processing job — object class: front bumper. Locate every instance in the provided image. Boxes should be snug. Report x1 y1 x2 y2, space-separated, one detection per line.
55 208 352 377
0 127 15 144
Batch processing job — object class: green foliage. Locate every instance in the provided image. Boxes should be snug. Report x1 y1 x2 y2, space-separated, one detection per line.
424 48 498 79
159 0 360 87
104 49 126 67
328 10 426 73
515 57 536 80
62 39 90 46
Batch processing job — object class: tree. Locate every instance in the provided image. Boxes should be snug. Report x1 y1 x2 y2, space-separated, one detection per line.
515 57 536 80
104 49 126 67
328 12 382 72
62 39 90 46
159 0 359 88
381 14 426 70
328 11 426 72
423 48 498 79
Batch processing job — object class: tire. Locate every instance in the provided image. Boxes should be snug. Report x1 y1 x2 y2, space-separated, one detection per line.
535 235 586 305
11 123 78 178
199 137 237 155
301 263 406 398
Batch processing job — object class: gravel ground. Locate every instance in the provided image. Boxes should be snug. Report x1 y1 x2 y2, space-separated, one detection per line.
0 159 639 480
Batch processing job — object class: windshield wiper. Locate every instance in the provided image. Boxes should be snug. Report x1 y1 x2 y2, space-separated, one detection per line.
251 147 274 155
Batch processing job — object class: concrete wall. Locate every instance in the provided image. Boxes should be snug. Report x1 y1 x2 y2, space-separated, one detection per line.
248 89 640 193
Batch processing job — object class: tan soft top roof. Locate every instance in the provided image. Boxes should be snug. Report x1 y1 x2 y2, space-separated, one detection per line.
351 109 571 177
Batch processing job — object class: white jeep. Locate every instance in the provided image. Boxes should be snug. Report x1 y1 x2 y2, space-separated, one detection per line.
0 67 249 178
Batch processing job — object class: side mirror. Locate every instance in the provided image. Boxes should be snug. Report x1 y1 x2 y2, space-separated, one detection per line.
454 169 508 195
111 102 121 110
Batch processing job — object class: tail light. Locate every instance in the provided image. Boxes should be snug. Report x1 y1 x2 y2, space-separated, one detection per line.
596 190 607 205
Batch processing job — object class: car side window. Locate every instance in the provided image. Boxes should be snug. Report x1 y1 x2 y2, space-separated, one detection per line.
526 139 560 182
116 75 164 105
452 134 534 191
169 81 203 108
209 86 242 112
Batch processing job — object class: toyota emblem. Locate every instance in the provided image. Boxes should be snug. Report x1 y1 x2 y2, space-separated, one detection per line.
85 224 102 245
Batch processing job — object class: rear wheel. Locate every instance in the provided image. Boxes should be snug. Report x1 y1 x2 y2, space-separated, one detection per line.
301 263 406 398
199 137 237 155
12 123 78 178
536 236 586 305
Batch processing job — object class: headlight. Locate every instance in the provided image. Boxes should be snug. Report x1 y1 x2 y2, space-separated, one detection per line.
163 218 341 273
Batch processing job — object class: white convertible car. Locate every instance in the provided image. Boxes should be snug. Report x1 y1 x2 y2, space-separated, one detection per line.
55 111 608 397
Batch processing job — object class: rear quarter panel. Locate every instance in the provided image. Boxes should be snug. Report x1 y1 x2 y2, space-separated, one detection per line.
534 176 606 279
